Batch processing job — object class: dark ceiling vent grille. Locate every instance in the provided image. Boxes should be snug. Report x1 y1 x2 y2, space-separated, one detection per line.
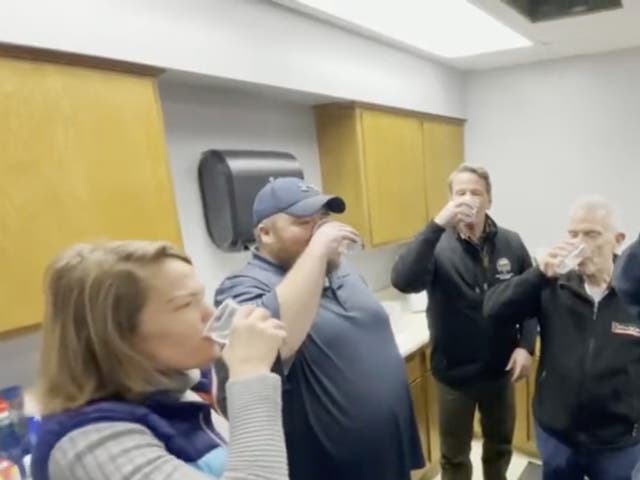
503 0 623 22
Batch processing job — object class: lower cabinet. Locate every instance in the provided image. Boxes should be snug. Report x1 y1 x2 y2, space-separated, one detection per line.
410 377 430 480
425 369 441 477
514 353 541 457
513 377 529 447
406 346 441 480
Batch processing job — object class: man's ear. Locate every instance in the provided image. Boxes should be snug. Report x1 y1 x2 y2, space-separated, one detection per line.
256 220 275 246
615 231 626 248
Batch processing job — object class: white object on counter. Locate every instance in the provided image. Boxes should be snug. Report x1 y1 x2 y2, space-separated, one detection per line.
392 312 430 358
380 300 403 321
374 288 430 358
406 291 427 312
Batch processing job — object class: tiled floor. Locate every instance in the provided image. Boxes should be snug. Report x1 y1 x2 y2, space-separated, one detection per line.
434 440 541 480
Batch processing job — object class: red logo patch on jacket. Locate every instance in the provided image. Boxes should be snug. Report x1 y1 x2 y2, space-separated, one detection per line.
611 322 640 338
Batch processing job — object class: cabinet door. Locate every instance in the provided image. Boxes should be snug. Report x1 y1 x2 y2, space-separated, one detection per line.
0 56 182 333
360 109 427 246
315 106 371 245
426 370 441 468
526 354 541 456
422 119 464 220
410 378 430 480
513 378 530 448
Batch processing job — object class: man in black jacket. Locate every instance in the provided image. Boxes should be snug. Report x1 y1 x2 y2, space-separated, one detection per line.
484 196 640 480
615 234 640 319
392 165 536 480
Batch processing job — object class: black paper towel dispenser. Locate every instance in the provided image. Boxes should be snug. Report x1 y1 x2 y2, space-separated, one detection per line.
198 150 303 251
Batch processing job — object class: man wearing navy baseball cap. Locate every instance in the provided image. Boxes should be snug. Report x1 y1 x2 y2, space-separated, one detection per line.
215 177 424 480
249 177 349 271
252 177 347 227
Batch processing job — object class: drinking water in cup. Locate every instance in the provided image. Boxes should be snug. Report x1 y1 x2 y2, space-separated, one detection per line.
466 198 480 222
339 238 364 254
313 219 363 254
556 244 588 274
203 298 240 345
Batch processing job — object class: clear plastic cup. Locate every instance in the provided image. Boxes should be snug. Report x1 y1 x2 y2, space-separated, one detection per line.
462 198 479 224
339 239 364 254
203 298 240 345
556 244 587 274
312 220 363 254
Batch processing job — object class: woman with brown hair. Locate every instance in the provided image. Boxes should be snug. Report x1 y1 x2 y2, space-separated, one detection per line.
30 241 288 480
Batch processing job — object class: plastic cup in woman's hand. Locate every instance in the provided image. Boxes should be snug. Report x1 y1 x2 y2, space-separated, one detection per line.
203 298 240 345
222 307 286 380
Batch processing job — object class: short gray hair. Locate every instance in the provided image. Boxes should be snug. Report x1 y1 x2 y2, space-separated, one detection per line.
569 195 619 231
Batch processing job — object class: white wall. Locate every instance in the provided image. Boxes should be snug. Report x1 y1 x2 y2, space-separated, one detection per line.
465 48 640 252
159 80 404 302
1 0 465 118
0 332 40 391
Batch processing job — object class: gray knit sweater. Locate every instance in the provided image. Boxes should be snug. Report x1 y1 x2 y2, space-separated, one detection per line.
47 373 288 479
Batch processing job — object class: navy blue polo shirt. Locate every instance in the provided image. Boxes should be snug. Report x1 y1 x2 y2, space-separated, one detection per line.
215 253 424 480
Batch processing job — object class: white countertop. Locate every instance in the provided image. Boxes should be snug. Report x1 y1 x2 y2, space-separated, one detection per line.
375 289 430 358
390 311 430 358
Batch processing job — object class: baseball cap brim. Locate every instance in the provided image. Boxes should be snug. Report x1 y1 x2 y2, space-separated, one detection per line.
283 195 346 218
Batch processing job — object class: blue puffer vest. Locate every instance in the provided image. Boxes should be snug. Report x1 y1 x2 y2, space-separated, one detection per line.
31 369 226 480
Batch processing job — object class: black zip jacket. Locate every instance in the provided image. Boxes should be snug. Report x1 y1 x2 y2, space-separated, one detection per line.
391 217 537 387
614 234 640 320
484 266 640 449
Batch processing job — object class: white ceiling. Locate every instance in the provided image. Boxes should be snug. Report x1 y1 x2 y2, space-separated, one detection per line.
457 0 640 70
275 0 640 71
160 1 640 106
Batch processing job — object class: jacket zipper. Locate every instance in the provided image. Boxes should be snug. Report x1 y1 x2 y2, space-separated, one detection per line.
572 287 598 434
460 230 492 293
470 238 491 293
578 284 612 382
480 250 490 292
584 301 598 376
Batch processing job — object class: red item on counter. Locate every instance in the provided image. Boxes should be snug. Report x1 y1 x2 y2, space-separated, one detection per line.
0 458 19 480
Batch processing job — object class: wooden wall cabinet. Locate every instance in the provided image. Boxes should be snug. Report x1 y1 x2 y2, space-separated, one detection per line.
422 118 465 219
0 56 182 333
315 104 463 248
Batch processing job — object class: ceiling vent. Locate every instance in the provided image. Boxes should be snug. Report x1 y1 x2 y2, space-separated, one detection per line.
502 0 623 22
